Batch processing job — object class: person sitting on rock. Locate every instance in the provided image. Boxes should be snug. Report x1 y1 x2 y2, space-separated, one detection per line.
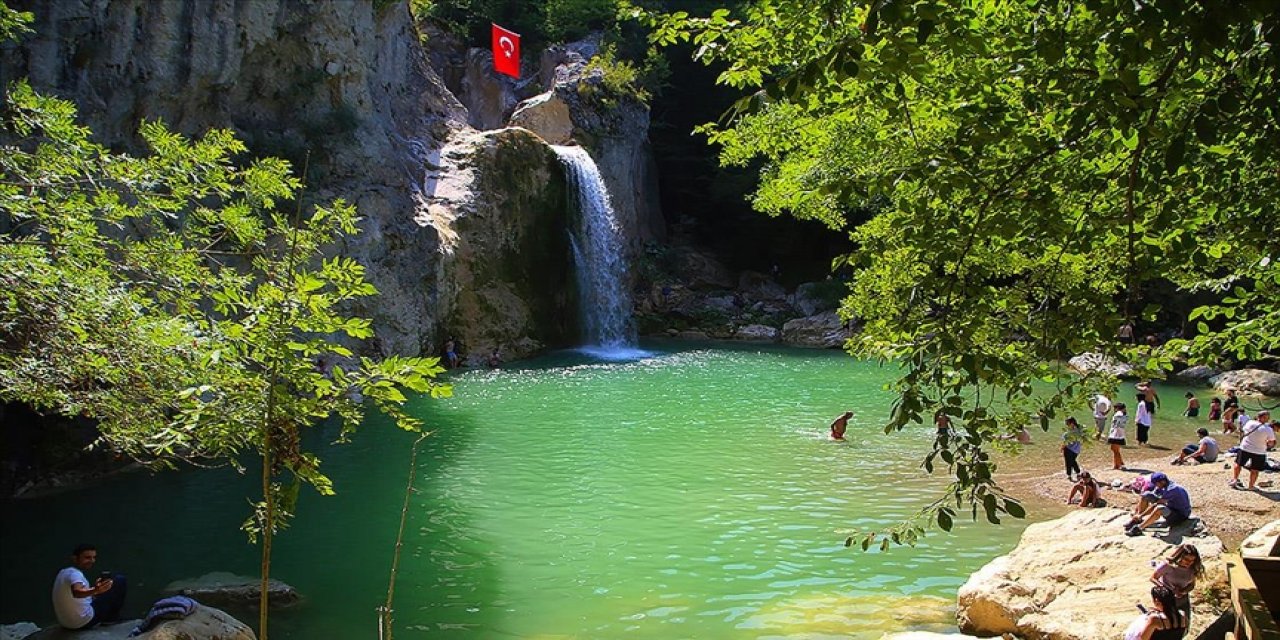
1151 543 1204 626
52 543 127 629
1124 472 1192 536
1123 585 1187 640
1173 428 1219 465
1066 470 1101 508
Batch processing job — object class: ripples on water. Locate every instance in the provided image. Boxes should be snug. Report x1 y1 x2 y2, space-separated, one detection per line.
0 343 1029 639
398 344 1026 638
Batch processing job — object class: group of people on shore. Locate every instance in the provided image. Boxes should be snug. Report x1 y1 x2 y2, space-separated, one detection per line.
1068 382 1276 491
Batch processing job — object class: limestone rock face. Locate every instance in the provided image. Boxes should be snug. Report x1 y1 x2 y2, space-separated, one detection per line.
164 572 299 608
670 247 735 290
1210 368 1280 397
1174 365 1220 385
1067 352 1136 379
25 605 253 640
0 0 472 358
734 324 779 342
737 271 787 303
957 508 1227 640
791 282 840 316
423 128 576 360
781 311 850 349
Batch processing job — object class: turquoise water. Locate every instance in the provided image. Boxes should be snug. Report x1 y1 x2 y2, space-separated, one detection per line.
1 342 1034 638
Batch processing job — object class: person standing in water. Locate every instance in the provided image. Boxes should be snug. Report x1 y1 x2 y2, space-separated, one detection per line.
1182 392 1200 418
829 411 853 440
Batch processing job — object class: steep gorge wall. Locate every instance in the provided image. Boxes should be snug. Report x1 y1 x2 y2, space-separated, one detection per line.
1 0 579 360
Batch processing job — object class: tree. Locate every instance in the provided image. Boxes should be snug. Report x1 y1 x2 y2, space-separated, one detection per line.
1 74 449 640
634 0 1278 545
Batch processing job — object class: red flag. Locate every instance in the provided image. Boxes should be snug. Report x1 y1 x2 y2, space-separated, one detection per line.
491 23 521 79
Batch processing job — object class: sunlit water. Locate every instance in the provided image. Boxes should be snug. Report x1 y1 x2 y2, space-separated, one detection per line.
2 342 1048 638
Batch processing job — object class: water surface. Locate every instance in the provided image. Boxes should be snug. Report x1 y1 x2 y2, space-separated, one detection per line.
2 342 1033 638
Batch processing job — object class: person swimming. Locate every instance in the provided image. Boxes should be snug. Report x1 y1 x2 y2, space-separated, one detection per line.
829 411 853 440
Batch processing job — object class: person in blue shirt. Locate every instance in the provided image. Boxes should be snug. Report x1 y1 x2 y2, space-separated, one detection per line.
1124 472 1192 536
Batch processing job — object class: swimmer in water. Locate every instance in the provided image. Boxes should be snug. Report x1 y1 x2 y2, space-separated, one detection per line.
829 411 853 440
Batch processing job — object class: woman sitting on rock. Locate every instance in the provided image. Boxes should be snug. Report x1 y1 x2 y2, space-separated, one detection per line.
1152 544 1204 623
1124 585 1187 640
1066 470 1101 507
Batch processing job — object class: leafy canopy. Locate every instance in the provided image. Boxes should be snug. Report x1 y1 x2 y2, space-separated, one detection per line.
635 0 1278 545
0 80 450 530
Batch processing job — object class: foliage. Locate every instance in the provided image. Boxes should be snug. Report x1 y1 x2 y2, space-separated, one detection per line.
0 80 450 633
635 0 1280 545
580 44 651 104
541 0 619 42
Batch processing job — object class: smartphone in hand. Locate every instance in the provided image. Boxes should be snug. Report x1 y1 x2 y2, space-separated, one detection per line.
1136 604 1148 614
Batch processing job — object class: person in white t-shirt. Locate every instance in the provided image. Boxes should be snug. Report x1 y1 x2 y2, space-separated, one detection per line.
51 544 127 629
1229 410 1276 491
1091 394 1112 440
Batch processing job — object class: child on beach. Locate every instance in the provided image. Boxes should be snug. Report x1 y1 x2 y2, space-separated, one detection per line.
1062 417 1084 481
1109 403 1128 470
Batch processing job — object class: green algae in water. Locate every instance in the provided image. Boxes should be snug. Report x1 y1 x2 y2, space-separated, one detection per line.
1 343 1031 638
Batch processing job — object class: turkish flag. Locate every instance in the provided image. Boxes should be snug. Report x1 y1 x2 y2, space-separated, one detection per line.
491 23 521 79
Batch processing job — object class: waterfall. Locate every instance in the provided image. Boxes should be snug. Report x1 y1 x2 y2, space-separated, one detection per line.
552 145 645 359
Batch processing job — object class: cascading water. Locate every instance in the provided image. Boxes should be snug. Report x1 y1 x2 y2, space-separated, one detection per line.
552 145 647 360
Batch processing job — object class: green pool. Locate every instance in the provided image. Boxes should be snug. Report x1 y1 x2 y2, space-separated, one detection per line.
1 342 1034 638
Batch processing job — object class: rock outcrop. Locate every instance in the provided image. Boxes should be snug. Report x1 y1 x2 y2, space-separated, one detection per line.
164 572 300 608
1173 365 1220 385
0 0 465 357
423 128 576 360
1240 519 1280 558
1066 352 1137 379
1210 368 1280 397
24 605 253 640
734 324 779 342
957 508 1227 640
781 312 851 348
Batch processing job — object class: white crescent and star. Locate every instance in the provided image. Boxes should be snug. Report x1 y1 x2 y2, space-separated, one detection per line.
498 36 515 58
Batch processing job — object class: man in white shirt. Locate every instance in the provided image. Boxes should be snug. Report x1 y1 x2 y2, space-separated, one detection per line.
1174 428 1219 465
1230 410 1276 491
51 544 127 629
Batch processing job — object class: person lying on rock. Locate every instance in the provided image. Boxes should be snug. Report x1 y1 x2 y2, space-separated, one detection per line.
1124 472 1192 537
52 543 128 629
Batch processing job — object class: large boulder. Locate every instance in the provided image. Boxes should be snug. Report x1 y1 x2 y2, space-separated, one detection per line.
164 572 300 608
1240 519 1280 558
957 508 1226 640
737 271 787 303
670 247 735 290
1173 365 1220 385
1210 368 1280 397
509 92 573 144
781 312 851 349
423 128 577 360
734 324 779 342
791 281 842 316
24 605 253 640
1066 352 1137 379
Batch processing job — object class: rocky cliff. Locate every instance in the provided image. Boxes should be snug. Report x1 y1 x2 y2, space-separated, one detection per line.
1 1 653 360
